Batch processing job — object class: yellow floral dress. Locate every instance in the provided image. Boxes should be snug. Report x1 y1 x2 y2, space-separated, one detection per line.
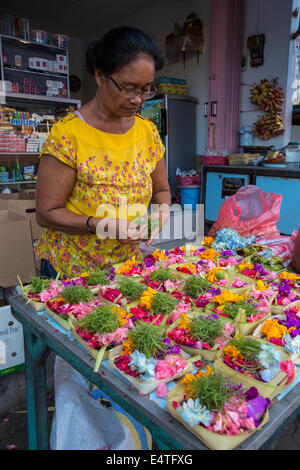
35 112 165 278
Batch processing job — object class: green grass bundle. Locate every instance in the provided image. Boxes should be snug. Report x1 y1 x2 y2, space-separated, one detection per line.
62 284 94 304
150 292 178 316
76 304 120 335
150 267 174 283
189 315 223 347
117 278 146 300
29 277 52 295
87 269 111 286
184 276 211 299
128 321 167 358
227 337 261 361
223 299 258 320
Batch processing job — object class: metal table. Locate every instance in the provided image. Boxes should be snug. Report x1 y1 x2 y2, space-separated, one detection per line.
9 294 300 450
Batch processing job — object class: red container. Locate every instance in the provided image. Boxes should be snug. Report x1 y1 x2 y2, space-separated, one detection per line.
176 175 201 186
202 155 228 165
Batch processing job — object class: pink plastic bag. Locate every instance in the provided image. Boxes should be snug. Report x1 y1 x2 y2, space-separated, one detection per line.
208 185 282 239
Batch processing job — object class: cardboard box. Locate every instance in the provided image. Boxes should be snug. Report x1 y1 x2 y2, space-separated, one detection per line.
0 305 25 376
0 195 42 240
0 210 36 287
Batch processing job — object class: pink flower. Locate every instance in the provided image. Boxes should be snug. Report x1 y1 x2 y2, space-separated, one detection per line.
156 382 170 398
155 355 186 380
280 360 296 385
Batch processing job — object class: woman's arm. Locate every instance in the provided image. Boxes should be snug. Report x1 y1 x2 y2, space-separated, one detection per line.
36 155 93 233
145 157 171 245
36 155 148 243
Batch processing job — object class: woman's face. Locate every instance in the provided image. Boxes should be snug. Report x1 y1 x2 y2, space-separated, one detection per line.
95 54 156 117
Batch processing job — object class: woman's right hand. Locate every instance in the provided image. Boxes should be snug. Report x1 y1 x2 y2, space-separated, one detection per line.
91 217 148 245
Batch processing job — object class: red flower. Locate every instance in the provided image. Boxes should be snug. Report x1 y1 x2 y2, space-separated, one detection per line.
172 401 179 409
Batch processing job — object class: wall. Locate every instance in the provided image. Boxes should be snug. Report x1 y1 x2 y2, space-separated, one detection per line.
80 0 211 155
240 0 296 149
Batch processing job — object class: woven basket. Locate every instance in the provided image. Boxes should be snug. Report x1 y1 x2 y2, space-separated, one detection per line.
166 383 270 450
45 304 72 331
253 315 300 366
108 345 193 395
166 315 236 362
228 153 260 166
213 336 294 400
68 320 110 361
21 288 45 312
271 299 300 315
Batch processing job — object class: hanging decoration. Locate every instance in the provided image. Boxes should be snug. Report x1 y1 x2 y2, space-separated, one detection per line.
253 113 285 140
250 79 285 113
165 12 205 68
250 78 285 140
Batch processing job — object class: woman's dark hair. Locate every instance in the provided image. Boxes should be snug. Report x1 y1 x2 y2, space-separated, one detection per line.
86 26 164 76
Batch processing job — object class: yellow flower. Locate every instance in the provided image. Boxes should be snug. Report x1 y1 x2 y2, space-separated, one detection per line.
280 271 300 282
238 260 254 272
202 237 215 246
80 272 89 278
180 263 197 273
256 280 270 291
223 344 243 359
214 290 244 306
116 257 137 274
200 249 220 261
122 340 135 355
140 286 156 310
181 365 213 398
260 319 288 340
113 306 128 326
152 249 167 261
178 313 191 330
207 267 226 283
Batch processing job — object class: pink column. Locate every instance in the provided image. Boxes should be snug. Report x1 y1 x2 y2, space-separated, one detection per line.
208 0 244 153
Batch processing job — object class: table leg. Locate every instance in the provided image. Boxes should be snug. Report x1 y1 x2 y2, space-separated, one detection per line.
23 328 51 450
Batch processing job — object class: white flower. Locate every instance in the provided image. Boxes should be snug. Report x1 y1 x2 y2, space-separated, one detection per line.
177 398 212 428
283 334 300 355
258 343 281 368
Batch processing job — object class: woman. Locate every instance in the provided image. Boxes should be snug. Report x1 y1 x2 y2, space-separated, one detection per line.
36 26 171 280
36 26 170 450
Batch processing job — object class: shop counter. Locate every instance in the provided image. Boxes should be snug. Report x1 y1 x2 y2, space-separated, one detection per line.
201 164 300 235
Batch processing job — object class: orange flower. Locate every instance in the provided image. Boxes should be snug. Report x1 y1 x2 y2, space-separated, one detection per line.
238 260 254 272
152 249 167 261
116 256 137 274
280 271 300 282
122 340 135 355
200 249 220 261
207 267 226 283
202 237 215 246
223 344 244 359
140 286 156 310
214 290 244 307
261 319 288 341
178 313 191 330
180 365 213 398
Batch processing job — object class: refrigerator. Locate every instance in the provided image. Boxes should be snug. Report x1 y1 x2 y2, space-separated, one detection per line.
140 94 199 199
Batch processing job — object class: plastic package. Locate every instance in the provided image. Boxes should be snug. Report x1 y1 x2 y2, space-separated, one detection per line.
208 185 282 239
52 34 69 49
50 356 151 450
30 30 48 44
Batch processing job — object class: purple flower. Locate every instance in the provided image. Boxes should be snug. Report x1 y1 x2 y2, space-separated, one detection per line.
245 386 259 401
209 287 221 296
143 256 155 268
221 250 234 257
278 279 292 297
163 338 171 345
247 396 271 427
253 264 268 276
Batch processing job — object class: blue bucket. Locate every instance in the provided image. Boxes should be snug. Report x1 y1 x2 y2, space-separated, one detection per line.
178 185 201 210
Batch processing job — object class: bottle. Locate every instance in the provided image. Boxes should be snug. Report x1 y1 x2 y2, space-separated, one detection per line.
15 162 23 181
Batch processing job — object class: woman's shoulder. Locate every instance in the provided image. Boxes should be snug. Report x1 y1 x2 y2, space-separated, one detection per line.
54 112 78 128
135 113 159 135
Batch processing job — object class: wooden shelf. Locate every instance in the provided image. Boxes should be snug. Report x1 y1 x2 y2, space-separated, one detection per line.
0 180 36 185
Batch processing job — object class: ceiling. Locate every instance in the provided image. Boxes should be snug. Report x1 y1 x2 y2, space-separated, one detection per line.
0 0 161 39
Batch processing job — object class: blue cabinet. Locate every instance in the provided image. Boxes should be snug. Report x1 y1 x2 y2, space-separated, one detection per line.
204 171 250 222
202 165 300 236
256 176 300 235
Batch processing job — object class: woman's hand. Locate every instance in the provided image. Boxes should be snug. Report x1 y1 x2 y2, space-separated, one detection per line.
145 209 170 246
92 217 149 245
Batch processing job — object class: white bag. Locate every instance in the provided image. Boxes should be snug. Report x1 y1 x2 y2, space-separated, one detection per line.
50 356 151 450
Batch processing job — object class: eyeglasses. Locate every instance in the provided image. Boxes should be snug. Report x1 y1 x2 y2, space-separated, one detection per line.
107 75 157 100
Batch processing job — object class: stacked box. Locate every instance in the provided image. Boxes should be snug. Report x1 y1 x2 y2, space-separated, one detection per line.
156 77 187 95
